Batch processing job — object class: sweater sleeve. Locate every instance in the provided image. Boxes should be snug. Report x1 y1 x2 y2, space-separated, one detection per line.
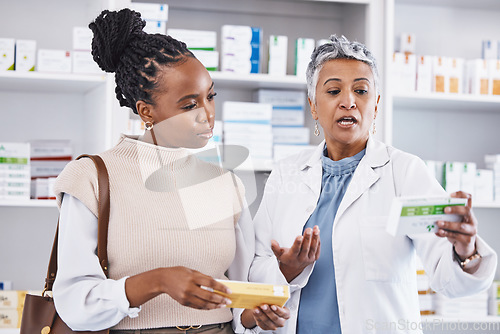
52 194 140 331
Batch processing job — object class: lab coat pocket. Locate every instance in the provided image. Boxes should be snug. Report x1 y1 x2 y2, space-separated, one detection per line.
359 216 414 282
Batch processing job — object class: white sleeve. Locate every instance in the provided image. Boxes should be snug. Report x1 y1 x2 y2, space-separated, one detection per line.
52 193 140 331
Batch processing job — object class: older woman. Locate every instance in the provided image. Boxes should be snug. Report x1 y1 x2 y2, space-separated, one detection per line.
249 35 497 333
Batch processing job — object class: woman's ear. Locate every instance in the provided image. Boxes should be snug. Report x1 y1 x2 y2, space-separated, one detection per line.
136 100 154 124
308 97 318 120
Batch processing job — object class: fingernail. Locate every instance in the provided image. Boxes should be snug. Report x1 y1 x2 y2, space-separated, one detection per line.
271 305 277 311
438 221 444 227
226 289 232 294
254 309 260 315
218 304 227 308
444 207 451 213
225 299 232 305
261 305 268 311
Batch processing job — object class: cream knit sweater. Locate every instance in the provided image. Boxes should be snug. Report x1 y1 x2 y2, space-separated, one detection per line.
54 136 245 329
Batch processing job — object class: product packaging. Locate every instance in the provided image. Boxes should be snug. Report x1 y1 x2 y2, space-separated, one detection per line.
448 57 464 94
399 33 416 54
386 196 467 236
490 59 500 95
191 50 219 71
482 39 498 60
129 3 169 21
37 49 72 73
73 26 92 51
465 59 490 95
401 53 417 92
432 56 449 93
460 162 476 196
268 35 288 76
221 25 261 74
254 89 306 126
416 55 433 93
443 162 463 194
143 20 167 34
214 280 290 309
474 169 494 202
295 38 314 79
15 39 36 72
272 127 310 145
222 101 272 123
274 144 315 162
72 50 102 74
167 29 217 51
0 143 30 200
0 38 15 71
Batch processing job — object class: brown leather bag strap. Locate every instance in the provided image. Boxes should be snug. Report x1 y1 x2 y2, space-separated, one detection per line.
45 155 110 292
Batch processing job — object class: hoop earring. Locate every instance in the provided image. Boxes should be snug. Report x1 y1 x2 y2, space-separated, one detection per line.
145 121 154 130
314 121 320 137
372 122 376 135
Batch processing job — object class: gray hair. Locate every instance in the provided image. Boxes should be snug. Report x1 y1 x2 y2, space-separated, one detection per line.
306 35 380 104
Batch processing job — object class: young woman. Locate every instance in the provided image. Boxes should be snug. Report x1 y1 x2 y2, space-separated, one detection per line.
52 8 288 333
249 35 497 333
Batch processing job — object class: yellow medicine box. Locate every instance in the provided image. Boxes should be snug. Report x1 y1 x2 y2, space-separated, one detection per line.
214 280 290 309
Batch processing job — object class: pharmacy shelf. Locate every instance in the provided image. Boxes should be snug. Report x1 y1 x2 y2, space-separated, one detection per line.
396 0 500 11
0 199 57 208
421 315 500 323
0 71 106 94
393 92 500 112
210 71 307 90
474 201 500 209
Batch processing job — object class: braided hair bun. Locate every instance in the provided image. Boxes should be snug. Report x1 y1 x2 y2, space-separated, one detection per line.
89 9 146 73
88 9 193 113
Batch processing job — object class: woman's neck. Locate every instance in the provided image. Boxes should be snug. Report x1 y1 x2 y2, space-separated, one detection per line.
325 138 368 161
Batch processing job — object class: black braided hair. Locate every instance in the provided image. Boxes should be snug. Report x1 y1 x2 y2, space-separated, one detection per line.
89 8 194 114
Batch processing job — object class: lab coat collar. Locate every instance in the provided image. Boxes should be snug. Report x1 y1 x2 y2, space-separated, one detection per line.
298 136 390 210
301 135 389 171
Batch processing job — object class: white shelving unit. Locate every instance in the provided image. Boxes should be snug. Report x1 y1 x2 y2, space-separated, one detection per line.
384 1 500 331
1 1 499 332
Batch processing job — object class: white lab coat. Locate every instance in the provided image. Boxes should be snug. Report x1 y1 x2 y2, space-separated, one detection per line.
250 137 497 334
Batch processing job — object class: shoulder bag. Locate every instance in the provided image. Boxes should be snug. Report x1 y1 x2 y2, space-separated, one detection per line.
20 154 111 334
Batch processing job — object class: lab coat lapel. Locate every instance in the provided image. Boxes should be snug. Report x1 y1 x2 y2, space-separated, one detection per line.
335 137 390 222
300 141 324 200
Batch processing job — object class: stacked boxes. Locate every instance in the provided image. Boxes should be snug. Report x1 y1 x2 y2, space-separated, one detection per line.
167 29 218 71
485 154 500 201
130 2 168 34
0 143 30 200
295 38 315 79
254 89 306 127
222 101 273 160
72 26 102 74
30 140 72 200
0 290 42 329
254 89 314 161
221 25 262 74
416 256 435 316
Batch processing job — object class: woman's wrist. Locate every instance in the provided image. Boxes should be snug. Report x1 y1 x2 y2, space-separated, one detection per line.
241 309 257 329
